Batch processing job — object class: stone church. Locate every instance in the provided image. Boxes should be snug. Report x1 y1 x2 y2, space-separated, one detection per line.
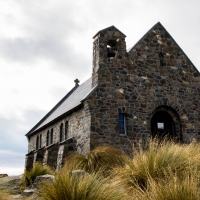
25 22 200 170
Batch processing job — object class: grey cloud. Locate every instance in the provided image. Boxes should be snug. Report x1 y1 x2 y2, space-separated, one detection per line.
0 117 27 153
0 0 93 77
0 34 91 78
0 107 46 154
0 36 81 64
23 108 48 132
49 86 71 100
0 150 25 168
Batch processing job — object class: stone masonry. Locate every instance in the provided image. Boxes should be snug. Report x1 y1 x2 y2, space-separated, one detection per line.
25 22 200 170
88 23 200 153
26 104 91 170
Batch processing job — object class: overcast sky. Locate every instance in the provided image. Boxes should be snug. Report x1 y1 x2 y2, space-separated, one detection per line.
0 0 200 175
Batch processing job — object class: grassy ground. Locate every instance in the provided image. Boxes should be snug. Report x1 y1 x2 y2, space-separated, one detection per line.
0 175 22 195
3 139 200 199
39 140 200 200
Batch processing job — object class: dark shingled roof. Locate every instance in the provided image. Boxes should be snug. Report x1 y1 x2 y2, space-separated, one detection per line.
26 77 96 136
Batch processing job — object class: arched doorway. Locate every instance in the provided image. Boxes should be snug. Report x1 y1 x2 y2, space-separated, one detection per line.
151 106 182 141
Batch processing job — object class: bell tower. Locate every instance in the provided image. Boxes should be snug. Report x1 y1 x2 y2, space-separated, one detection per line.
92 26 127 87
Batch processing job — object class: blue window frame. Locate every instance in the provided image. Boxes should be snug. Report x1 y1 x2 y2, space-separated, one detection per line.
119 114 127 135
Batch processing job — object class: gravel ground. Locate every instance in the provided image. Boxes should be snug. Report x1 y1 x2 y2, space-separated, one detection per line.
0 175 22 195
0 175 39 200
0 175 27 199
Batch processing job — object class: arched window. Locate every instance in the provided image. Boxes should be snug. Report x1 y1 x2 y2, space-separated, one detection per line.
36 134 42 150
39 134 42 148
65 121 68 140
36 135 39 150
46 131 49 146
107 39 117 58
50 128 53 144
118 113 127 135
60 123 64 142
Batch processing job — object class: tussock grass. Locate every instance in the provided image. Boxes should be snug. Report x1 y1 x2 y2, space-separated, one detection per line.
39 168 129 200
65 145 128 174
21 162 54 189
132 171 200 200
114 139 200 189
23 141 200 199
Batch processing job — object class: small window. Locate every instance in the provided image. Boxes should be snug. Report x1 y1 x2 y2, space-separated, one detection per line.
65 121 68 140
39 134 42 148
157 122 164 129
60 123 64 142
50 128 53 144
36 134 42 150
119 113 127 135
107 40 117 58
159 52 164 66
36 135 39 150
46 131 49 146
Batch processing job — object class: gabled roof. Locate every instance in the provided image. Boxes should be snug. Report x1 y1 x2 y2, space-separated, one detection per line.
26 77 96 136
128 22 199 74
93 25 126 38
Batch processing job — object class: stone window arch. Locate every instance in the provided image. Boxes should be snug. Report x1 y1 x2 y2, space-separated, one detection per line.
151 105 182 141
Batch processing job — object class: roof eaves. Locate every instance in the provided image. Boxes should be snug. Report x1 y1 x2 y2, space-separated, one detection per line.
26 84 80 136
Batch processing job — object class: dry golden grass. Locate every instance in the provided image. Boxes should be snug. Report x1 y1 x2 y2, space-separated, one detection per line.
0 190 9 200
38 167 130 200
132 171 200 200
21 162 54 189
113 139 200 190
64 145 128 174
22 141 200 199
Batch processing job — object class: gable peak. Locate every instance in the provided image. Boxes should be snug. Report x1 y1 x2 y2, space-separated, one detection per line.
93 25 126 38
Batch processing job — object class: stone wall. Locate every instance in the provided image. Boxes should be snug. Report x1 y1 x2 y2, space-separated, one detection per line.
26 103 91 170
26 23 200 169
88 24 200 153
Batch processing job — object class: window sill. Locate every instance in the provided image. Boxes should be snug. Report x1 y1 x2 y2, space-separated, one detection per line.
35 146 45 152
59 137 74 145
119 134 127 137
46 143 56 150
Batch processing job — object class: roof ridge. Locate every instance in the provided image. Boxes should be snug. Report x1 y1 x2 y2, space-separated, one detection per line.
26 84 79 136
